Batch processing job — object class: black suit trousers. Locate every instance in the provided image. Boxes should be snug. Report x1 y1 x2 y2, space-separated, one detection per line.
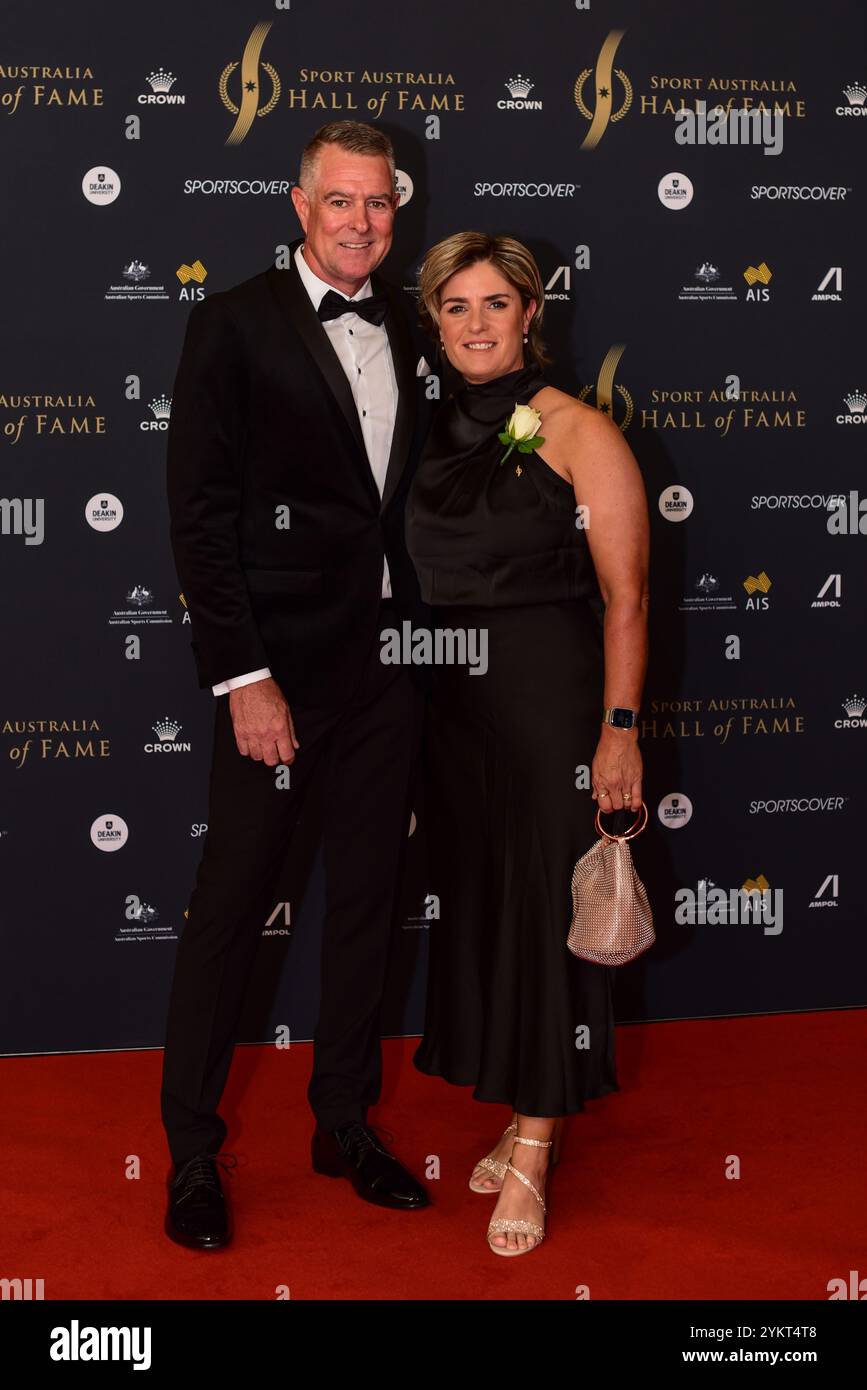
160 599 421 1166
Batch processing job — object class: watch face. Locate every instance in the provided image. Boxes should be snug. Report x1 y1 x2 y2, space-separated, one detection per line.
610 708 634 728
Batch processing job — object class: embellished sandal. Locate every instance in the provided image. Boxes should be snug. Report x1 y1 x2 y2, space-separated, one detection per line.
468 1116 517 1193
487 1134 552 1257
470 1118 563 1194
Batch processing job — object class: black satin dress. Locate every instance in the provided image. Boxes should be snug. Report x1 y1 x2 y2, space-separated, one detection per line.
405 364 619 1117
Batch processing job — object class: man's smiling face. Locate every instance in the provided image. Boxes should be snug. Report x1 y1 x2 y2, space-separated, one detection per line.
291 145 398 296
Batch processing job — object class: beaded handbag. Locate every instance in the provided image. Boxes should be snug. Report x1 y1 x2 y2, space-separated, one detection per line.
567 802 654 966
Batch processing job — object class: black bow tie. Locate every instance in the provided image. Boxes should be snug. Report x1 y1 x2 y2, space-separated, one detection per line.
317 288 389 327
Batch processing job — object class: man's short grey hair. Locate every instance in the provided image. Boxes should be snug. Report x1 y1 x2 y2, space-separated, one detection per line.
298 120 396 197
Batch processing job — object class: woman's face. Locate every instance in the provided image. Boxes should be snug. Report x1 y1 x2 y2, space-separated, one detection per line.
436 259 535 384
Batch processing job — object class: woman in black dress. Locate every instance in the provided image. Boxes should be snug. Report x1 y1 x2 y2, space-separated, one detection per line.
405 233 650 1256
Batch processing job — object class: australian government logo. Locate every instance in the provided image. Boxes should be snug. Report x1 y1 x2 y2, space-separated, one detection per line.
221 21 463 145
678 261 737 302
678 572 737 614
108 585 174 627
104 259 172 303
118 895 179 944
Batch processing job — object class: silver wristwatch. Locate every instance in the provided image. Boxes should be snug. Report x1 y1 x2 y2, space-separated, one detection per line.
602 706 639 730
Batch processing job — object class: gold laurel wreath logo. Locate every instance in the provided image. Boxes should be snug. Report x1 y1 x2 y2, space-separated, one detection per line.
578 381 634 432
577 346 633 432
573 69 633 123
219 61 281 117
573 29 631 149
220 21 280 145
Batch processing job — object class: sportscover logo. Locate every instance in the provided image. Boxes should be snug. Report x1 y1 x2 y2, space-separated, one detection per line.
473 181 578 197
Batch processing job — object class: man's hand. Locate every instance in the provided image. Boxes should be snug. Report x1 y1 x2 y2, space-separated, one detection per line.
228 677 300 766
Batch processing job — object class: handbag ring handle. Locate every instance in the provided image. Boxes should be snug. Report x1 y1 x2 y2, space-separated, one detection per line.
594 799 649 842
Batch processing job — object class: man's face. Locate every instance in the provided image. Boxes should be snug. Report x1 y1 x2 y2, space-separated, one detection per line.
291 146 398 295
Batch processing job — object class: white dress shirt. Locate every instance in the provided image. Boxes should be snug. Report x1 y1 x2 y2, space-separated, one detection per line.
212 242 400 696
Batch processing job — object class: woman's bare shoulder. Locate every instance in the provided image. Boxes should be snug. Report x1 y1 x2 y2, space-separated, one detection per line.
529 385 611 439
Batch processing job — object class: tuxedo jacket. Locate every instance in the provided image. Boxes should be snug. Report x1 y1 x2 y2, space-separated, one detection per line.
166 238 436 707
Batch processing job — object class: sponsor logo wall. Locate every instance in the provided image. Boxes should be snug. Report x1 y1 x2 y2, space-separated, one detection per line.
1 0 864 1054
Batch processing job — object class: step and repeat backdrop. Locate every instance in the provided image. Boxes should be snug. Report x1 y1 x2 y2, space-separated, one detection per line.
2 0 865 1056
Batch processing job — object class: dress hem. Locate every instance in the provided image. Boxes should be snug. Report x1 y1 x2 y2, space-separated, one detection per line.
413 1052 621 1117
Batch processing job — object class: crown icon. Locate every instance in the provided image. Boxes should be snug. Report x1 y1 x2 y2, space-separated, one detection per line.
504 74 535 99
152 718 182 741
149 395 172 420
743 262 772 286
842 694 866 717
146 68 177 93
843 391 866 414
176 259 207 285
842 83 867 104
743 570 772 595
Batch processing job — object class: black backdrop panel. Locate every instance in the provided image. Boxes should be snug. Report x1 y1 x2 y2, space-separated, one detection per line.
1 0 865 1055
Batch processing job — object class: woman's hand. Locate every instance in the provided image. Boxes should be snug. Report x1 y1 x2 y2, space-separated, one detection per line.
590 725 643 812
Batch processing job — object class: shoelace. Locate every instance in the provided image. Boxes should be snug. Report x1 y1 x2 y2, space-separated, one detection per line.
172 1151 238 1196
338 1122 395 1158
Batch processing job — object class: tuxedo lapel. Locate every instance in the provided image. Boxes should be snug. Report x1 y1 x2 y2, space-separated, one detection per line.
265 251 379 508
264 244 417 515
377 274 417 514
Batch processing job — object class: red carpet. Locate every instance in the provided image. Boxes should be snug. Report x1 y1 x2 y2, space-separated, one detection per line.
5 1011 866 1300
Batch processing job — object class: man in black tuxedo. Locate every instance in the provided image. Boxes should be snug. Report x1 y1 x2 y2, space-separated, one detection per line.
161 120 434 1248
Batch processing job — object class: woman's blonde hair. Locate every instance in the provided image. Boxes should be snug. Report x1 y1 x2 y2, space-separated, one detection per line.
418 231 549 370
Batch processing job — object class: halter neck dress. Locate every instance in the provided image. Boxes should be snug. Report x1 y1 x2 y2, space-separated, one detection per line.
405 364 619 1116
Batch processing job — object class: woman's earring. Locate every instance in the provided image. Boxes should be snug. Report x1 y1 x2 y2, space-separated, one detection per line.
523 334 528 343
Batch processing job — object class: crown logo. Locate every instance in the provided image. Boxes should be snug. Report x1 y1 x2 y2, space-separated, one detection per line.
843 391 866 414
743 262 772 286
842 83 867 105
743 571 772 595
176 259 207 285
146 68 176 93
152 718 182 741
842 694 866 717
504 74 535 99
149 395 172 420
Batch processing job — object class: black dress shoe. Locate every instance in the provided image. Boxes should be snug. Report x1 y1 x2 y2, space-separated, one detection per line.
311 1122 430 1210
165 1153 236 1249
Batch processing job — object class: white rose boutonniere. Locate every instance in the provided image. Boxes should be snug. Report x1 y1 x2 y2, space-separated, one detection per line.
498 403 545 476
